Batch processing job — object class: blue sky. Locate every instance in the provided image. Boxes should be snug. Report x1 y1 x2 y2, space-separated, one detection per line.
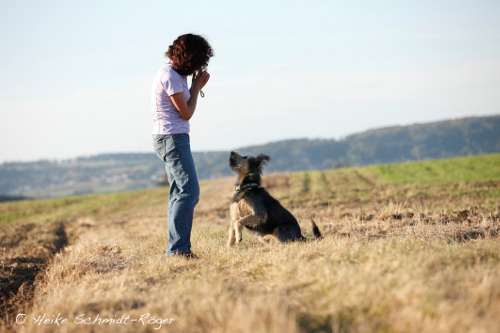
1 0 499 162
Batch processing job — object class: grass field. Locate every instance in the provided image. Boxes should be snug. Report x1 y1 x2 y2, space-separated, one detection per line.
1 154 499 332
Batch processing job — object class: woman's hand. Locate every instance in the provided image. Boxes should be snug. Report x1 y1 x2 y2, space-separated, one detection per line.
171 70 210 121
191 70 210 93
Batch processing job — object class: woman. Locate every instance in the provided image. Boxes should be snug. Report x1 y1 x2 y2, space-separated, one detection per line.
151 34 213 258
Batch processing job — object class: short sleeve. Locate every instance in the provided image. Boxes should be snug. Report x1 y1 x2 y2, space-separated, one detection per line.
162 70 186 96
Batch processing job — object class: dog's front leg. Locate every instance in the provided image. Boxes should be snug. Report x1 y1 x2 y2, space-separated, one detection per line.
227 203 239 247
234 215 266 244
227 220 236 247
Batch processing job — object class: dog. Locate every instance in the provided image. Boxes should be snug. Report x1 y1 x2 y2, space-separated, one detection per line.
227 151 322 246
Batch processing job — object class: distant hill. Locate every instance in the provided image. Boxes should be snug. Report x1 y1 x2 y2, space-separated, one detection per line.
193 115 500 177
1 115 498 199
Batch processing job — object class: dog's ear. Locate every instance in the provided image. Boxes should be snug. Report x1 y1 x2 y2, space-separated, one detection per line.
230 151 242 158
256 154 270 165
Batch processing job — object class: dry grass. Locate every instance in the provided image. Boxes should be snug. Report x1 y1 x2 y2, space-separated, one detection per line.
1 163 500 332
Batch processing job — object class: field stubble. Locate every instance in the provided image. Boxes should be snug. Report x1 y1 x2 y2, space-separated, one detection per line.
1 157 500 332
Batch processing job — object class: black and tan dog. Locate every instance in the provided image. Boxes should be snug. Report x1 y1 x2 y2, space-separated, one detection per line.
227 151 322 246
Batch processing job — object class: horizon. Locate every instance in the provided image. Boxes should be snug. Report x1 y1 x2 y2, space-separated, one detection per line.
1 114 496 164
1 1 499 164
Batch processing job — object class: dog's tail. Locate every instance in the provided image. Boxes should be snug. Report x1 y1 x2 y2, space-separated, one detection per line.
311 220 322 240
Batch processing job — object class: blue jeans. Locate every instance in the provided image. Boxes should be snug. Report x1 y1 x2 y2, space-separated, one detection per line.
153 134 200 256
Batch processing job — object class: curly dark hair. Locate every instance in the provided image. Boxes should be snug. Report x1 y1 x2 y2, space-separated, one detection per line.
166 34 214 76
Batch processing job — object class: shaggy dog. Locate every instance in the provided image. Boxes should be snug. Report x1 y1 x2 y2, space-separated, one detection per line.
227 151 322 246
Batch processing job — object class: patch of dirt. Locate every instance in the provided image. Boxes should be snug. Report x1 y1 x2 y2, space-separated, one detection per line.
0 221 68 330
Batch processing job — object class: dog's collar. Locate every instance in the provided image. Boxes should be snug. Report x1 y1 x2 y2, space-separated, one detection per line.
235 183 259 192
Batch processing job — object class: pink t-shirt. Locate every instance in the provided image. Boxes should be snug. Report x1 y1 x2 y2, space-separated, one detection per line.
151 61 191 134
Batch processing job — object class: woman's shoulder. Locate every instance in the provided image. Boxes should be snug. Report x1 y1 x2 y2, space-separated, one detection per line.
159 62 184 80
155 62 187 92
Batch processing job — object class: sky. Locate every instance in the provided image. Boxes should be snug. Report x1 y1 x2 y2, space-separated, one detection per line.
1 0 499 163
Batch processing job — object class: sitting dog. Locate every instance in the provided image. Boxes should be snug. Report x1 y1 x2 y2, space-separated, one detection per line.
227 151 322 246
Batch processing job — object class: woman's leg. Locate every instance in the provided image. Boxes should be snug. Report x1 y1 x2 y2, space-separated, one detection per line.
163 134 199 255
